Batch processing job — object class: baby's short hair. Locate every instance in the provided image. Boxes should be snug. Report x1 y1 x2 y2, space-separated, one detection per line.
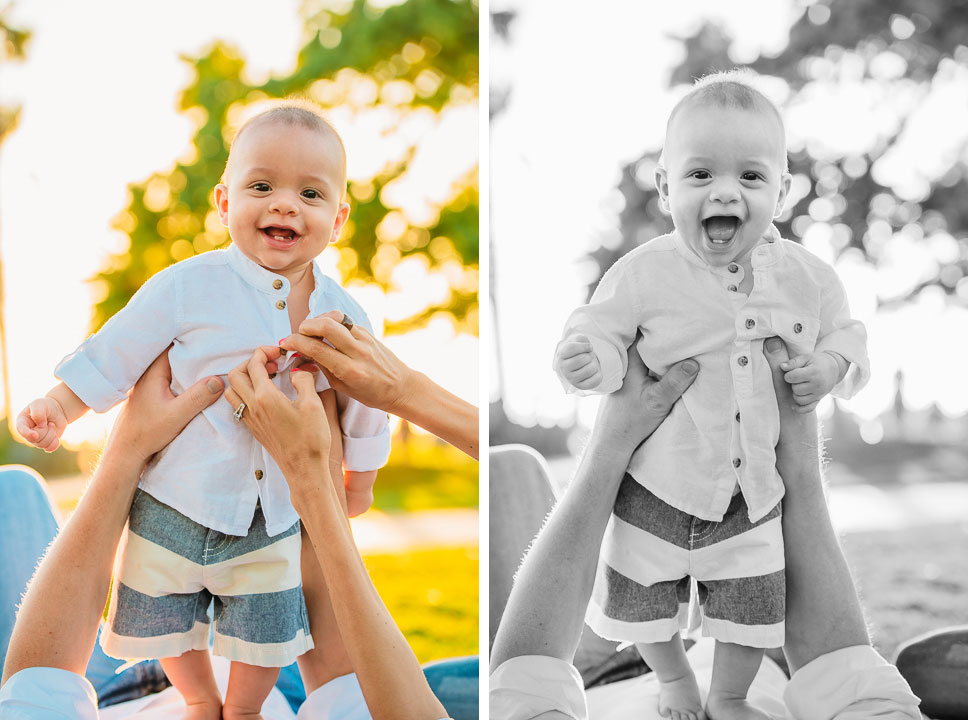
662 69 788 170
222 99 347 196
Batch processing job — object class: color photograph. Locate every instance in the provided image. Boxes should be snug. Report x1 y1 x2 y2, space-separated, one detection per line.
0 1 478 717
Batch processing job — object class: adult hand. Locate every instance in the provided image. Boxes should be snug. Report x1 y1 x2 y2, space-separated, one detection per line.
224 347 332 487
281 310 412 415
595 342 699 456
109 349 225 467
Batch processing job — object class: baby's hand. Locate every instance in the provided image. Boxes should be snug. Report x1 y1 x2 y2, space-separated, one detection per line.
555 333 602 390
16 397 69 452
780 351 843 414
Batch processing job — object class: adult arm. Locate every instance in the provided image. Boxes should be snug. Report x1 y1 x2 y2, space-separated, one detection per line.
281 311 478 459
489 350 699 669
763 336 870 673
1 352 224 685
225 349 448 720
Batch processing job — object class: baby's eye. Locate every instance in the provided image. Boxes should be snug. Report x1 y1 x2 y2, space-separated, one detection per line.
690 170 711 180
741 172 762 182
252 182 271 192
301 188 320 200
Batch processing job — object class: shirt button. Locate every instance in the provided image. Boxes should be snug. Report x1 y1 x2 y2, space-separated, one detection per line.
276 300 287 310
738 355 749 367
254 469 264 480
735 411 741 422
733 458 742 468
728 263 739 273
794 322 803 334
745 318 755 329
273 279 283 290
728 284 738 292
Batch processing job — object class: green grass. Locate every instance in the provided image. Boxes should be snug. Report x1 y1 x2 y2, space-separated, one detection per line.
372 436 479 512
364 546 479 662
840 522 968 659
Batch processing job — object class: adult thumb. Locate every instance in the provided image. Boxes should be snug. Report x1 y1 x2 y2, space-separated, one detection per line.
178 375 224 417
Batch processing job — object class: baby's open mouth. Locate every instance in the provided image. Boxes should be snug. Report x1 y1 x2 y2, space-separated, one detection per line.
703 216 739 244
263 227 297 242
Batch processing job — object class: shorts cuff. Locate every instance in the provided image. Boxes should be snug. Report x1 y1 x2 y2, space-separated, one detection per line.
213 628 314 667
584 601 685 644
99 620 210 661
702 617 784 648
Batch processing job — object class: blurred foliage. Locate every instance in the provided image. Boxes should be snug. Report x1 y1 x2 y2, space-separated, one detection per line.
589 1 968 308
94 0 478 335
0 10 30 142
374 431 478 511
365 545 478 662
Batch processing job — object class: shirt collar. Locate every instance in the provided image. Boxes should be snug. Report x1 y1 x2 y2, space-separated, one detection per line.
225 243 291 295
671 224 784 271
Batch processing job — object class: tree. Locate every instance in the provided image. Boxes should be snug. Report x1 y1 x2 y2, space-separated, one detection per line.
94 0 479 336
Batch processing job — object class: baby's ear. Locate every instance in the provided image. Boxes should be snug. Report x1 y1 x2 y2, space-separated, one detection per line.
774 172 792 219
654 165 671 214
214 184 230 226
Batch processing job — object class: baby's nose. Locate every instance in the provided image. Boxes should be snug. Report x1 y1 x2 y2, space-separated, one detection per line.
709 180 741 203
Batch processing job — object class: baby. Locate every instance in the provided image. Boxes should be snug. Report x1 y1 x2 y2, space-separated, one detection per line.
554 71 869 720
16 102 390 719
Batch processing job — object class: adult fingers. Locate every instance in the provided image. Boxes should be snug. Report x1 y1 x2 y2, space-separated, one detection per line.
764 336 793 397
284 333 347 375
646 358 699 414
170 375 224 422
295 313 358 352
291 366 323 412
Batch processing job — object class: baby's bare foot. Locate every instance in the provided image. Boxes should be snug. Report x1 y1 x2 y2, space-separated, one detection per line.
182 698 221 720
705 692 771 720
222 703 264 720
657 673 706 720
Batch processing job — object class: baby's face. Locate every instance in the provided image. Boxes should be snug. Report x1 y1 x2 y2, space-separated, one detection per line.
215 120 348 280
656 104 791 267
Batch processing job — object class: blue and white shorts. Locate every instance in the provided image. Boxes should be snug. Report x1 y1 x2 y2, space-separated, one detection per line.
585 474 785 649
100 489 314 667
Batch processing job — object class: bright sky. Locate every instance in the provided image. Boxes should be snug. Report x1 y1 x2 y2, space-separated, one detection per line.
0 0 479 447
491 0 968 433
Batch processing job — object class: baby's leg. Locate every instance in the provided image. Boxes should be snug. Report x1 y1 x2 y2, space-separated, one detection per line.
344 469 377 517
222 662 281 720
160 650 221 720
705 641 771 720
636 636 706 720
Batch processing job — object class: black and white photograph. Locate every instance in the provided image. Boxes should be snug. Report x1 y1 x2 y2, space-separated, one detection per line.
489 1 968 719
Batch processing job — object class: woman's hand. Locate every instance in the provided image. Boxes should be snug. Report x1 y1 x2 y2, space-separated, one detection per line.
281 310 413 415
108 348 225 467
224 347 332 488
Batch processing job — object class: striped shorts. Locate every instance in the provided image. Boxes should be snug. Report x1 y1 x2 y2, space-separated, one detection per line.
100 489 314 667
585 474 785 649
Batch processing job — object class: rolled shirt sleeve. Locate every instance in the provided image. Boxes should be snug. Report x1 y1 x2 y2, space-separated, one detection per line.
554 259 643 396
784 645 921 720
55 268 179 413
489 655 588 720
0 667 99 719
815 271 869 400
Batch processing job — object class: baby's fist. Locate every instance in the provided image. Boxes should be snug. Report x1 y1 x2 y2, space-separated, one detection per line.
555 333 603 390
780 351 842 414
16 397 68 452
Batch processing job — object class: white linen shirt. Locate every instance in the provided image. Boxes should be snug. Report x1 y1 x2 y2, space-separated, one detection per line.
555 227 869 523
55 244 390 537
